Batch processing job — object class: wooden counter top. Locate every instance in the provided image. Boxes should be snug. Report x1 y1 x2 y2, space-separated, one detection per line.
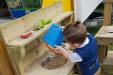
23 43 75 75
95 26 113 45
24 60 74 75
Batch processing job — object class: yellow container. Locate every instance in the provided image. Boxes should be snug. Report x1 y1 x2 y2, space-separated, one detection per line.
61 0 72 12
42 0 57 8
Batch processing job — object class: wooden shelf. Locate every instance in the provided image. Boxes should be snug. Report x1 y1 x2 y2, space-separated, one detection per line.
8 12 73 47
8 26 49 47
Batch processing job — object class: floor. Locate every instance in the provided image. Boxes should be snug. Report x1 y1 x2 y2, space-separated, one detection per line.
0 17 13 25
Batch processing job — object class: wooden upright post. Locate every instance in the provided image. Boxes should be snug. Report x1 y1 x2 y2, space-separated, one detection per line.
103 0 112 26
0 32 14 75
98 0 113 63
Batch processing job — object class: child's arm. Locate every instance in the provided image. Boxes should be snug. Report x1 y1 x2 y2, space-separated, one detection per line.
54 46 83 63
54 46 71 60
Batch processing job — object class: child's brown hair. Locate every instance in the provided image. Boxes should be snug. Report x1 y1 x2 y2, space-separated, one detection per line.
63 21 87 44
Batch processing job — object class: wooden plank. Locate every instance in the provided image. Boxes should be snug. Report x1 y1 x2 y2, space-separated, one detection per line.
0 19 27 44
98 45 108 63
103 51 113 65
95 26 113 38
95 26 113 45
103 2 112 26
101 51 113 75
68 67 75 75
104 0 113 3
0 32 14 75
0 46 14 75
96 38 113 45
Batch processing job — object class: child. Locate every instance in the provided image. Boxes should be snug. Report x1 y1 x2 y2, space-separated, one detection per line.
52 21 101 75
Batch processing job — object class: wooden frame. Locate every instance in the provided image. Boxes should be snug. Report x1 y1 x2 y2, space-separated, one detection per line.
0 31 14 75
0 1 73 75
97 0 113 63
104 0 113 3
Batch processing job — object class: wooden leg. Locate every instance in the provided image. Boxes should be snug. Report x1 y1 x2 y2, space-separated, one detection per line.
0 44 14 75
98 45 108 63
103 2 112 26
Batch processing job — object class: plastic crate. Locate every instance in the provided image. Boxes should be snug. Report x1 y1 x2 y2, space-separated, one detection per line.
42 23 64 48
10 8 36 18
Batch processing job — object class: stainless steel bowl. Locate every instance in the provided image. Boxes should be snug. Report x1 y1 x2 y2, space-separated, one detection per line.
41 52 67 70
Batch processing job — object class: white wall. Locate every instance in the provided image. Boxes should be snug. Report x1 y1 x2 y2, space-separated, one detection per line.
74 0 103 23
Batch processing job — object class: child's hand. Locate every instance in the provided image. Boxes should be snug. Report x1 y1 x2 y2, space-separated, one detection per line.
54 45 70 59
60 26 65 31
54 45 65 54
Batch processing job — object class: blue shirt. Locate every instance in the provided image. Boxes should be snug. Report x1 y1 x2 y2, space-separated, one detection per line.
73 33 100 75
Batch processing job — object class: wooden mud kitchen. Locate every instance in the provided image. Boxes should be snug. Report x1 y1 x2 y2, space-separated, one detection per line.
0 2 76 75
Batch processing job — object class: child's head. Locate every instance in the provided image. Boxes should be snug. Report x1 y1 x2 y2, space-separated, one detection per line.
63 21 87 49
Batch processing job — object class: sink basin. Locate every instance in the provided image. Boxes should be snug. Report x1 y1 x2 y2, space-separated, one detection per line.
41 52 67 70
